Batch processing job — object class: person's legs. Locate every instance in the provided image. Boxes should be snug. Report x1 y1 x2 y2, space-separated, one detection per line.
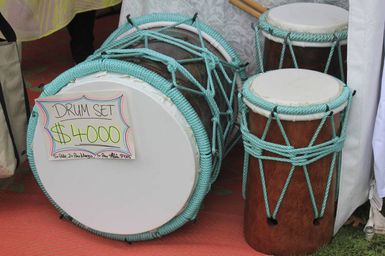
67 10 96 63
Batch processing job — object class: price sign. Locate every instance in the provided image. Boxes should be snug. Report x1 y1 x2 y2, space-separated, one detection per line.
36 91 135 160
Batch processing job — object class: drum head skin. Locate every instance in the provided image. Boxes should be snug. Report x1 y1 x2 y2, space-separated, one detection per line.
262 3 348 47
267 3 348 34
32 73 199 235
244 69 346 121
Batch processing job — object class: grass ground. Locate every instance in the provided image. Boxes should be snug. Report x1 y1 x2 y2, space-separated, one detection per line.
314 203 385 255
315 226 385 255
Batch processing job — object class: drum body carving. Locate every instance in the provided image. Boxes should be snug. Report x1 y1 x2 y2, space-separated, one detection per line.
27 14 244 241
241 69 352 255
256 3 348 81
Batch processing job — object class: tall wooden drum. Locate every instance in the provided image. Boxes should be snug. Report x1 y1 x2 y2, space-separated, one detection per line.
240 69 352 255
255 3 348 81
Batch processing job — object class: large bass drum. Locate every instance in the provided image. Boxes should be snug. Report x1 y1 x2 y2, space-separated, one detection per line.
27 13 244 241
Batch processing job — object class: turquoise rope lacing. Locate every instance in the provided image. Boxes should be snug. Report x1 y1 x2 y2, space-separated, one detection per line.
99 12 248 155
255 12 347 81
27 13 245 242
89 15 244 183
240 74 353 222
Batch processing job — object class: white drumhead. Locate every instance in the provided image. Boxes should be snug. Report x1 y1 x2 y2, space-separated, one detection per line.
264 3 348 47
244 69 345 121
32 72 199 235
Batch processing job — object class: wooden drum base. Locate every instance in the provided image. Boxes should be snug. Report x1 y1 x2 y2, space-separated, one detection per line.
244 112 339 256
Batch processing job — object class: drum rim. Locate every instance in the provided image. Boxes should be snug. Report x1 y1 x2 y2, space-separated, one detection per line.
242 70 351 118
267 3 348 33
27 59 212 241
257 11 348 45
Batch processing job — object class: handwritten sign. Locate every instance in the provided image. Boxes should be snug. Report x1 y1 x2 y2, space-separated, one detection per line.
36 91 135 160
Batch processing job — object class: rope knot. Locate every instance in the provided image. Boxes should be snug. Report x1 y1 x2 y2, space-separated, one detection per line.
289 152 308 166
332 33 341 44
202 52 218 70
291 158 308 167
254 148 262 156
167 62 177 73
244 140 262 157
205 90 215 98
211 117 219 124
284 32 292 43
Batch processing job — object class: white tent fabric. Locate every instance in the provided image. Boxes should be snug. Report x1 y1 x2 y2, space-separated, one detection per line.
118 0 385 234
369 0 385 236
335 0 385 233
373 43 385 198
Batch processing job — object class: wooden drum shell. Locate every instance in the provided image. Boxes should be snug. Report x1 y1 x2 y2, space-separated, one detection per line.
125 28 235 141
263 39 347 80
244 111 341 256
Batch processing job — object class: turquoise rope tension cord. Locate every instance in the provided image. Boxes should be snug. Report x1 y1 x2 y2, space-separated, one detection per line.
240 74 353 223
27 13 245 242
90 14 246 183
254 12 348 81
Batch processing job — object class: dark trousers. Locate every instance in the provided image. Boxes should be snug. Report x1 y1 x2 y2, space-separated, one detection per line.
67 10 96 63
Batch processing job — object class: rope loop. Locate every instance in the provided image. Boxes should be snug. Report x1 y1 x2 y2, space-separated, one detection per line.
333 32 346 46
290 155 309 167
284 32 292 44
332 33 339 44
271 106 278 117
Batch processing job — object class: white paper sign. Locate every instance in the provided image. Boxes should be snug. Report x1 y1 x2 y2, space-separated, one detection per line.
36 91 135 160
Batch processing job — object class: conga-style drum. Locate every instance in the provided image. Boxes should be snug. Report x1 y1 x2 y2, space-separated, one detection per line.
240 69 352 255
255 3 348 81
27 13 244 241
